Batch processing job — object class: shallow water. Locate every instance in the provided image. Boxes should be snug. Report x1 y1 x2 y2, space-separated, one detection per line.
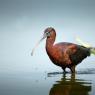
0 69 95 95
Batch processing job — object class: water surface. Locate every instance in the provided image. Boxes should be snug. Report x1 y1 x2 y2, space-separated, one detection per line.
0 68 95 95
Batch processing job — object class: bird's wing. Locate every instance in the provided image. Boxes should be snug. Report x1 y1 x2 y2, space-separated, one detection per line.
65 44 77 55
68 45 90 64
62 44 77 64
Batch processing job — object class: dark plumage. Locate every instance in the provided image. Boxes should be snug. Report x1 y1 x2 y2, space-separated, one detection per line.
32 27 95 74
70 45 90 65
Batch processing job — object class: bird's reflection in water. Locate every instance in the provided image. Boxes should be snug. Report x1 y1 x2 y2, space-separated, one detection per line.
49 74 91 95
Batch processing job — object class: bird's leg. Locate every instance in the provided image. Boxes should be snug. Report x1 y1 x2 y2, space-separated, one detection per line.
70 65 76 74
62 67 66 74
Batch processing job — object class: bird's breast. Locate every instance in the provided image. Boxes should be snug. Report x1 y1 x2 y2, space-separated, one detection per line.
46 46 67 65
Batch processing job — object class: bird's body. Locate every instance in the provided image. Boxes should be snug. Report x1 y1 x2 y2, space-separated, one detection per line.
32 27 95 73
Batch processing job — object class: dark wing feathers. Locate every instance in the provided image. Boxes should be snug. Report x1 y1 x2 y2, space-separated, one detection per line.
69 45 90 64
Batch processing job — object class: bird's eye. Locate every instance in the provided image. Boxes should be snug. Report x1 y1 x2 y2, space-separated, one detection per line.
46 32 50 36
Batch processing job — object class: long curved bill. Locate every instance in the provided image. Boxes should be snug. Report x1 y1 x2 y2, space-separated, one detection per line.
31 33 47 56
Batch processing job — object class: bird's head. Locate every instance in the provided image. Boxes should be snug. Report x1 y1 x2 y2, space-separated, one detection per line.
31 27 55 56
44 27 55 38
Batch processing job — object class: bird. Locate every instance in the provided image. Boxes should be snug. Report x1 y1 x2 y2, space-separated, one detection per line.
32 27 95 74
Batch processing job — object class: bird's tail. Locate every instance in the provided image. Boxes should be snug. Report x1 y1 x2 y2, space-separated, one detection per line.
75 37 95 55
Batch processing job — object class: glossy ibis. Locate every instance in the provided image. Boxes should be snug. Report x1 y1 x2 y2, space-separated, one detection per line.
32 27 95 73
